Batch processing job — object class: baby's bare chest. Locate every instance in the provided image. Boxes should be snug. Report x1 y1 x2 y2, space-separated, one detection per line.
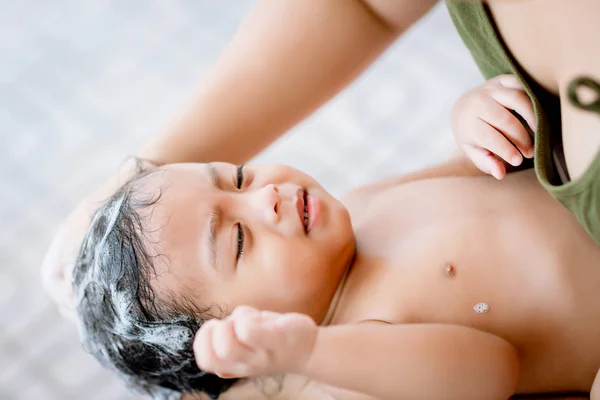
346 175 600 392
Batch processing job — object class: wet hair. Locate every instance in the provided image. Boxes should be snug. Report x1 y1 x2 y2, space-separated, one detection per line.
72 163 237 399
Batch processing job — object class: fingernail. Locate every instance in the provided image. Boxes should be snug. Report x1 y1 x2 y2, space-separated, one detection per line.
530 119 537 132
491 164 503 180
489 166 498 179
512 155 522 165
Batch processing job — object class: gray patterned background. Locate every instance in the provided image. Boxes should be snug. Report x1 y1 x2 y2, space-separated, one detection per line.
0 1 482 399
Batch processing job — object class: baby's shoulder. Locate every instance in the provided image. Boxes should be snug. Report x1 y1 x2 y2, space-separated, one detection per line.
339 185 386 226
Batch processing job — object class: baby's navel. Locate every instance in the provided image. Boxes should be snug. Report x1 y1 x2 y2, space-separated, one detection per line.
442 262 490 314
443 262 456 277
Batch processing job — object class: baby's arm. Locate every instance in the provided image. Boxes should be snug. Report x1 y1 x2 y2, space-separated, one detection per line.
193 307 519 400
342 151 485 216
302 323 519 400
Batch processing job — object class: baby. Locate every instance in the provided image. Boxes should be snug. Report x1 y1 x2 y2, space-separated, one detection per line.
72 76 600 400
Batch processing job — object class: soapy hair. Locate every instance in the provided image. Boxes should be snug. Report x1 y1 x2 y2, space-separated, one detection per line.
72 164 237 399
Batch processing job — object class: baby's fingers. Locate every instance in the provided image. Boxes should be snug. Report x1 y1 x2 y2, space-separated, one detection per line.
489 74 524 91
489 89 535 157
194 320 219 373
212 318 256 374
233 309 278 351
472 118 524 167
194 319 250 378
463 144 507 180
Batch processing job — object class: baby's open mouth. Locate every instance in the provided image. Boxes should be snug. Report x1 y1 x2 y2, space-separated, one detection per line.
303 190 309 232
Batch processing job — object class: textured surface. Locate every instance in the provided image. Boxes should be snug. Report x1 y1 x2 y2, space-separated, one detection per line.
0 1 483 399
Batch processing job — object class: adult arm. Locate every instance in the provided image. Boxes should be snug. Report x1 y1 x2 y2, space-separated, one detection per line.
41 0 437 319
41 0 438 319
139 0 437 165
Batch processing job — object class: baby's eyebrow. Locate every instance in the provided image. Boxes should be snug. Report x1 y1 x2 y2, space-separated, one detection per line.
207 206 223 271
206 163 224 270
208 163 220 189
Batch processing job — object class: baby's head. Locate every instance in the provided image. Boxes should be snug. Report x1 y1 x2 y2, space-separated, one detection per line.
72 162 355 399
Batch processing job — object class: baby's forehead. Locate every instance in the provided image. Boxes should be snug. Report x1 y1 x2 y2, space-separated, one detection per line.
132 164 215 253
131 165 213 211
135 163 211 189
134 166 220 301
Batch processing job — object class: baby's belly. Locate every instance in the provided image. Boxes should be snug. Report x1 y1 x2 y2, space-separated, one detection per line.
353 170 600 393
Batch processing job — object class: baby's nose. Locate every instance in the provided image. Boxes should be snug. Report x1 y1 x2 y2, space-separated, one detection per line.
247 184 280 224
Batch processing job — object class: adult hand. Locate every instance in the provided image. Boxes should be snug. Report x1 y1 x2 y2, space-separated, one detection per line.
41 160 139 321
41 201 94 321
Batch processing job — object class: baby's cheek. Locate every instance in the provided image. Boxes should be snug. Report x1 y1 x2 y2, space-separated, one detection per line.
258 240 325 282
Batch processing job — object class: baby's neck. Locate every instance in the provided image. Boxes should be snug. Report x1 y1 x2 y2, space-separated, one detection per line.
319 253 356 327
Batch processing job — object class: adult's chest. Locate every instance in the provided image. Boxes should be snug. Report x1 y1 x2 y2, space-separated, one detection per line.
488 0 600 180
487 0 564 95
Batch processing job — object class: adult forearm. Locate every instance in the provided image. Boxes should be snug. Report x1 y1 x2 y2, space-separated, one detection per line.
300 323 519 400
138 0 424 165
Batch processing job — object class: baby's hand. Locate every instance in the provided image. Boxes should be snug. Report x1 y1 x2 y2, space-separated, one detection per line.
193 306 318 379
451 74 536 179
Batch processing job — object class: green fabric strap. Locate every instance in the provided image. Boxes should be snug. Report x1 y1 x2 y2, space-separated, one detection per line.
568 77 600 113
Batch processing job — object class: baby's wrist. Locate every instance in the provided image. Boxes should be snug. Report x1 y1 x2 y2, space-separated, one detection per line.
289 326 321 376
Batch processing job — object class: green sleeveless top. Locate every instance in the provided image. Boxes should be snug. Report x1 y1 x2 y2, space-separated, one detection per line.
446 1 600 245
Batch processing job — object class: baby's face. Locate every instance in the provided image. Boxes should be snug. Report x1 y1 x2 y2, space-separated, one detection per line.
138 162 355 322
